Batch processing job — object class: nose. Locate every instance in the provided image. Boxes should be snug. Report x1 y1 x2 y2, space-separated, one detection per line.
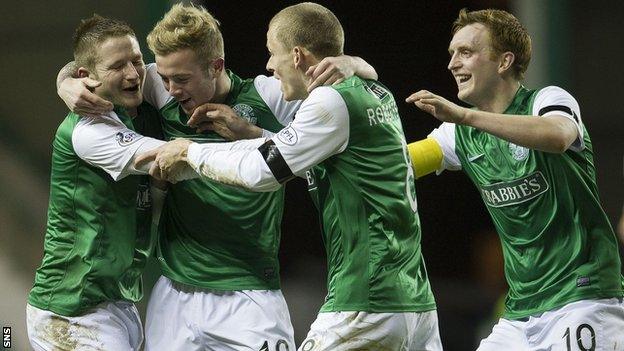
265 58 274 74
124 62 140 80
447 52 460 71
168 81 183 97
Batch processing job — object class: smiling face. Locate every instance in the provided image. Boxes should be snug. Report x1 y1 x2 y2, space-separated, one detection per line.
265 27 308 101
91 35 145 110
155 48 219 114
447 23 502 108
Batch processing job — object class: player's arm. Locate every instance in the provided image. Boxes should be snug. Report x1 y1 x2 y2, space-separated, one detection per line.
56 61 114 117
185 55 376 141
408 121 462 177
137 87 349 191
406 87 581 153
407 138 443 178
306 55 378 92
72 114 195 182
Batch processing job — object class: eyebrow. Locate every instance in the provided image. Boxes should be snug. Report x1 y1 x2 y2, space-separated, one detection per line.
107 54 142 68
448 45 470 54
157 71 191 80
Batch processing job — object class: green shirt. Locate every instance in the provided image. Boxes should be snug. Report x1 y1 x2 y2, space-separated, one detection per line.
152 70 297 289
28 103 162 316
431 86 623 319
304 78 436 312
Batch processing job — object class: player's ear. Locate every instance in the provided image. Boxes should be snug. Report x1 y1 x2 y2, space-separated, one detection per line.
293 46 305 70
293 46 312 71
211 58 225 75
498 51 515 75
77 67 90 78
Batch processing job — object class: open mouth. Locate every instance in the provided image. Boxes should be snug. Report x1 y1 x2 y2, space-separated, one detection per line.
456 74 471 84
123 85 139 93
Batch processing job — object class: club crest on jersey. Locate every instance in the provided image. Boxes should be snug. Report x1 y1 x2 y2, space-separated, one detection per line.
115 131 141 146
508 142 529 161
233 103 257 125
277 124 298 146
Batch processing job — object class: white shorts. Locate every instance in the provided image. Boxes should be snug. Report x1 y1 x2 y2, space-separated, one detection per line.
298 310 442 351
26 301 143 351
477 298 624 351
145 275 295 350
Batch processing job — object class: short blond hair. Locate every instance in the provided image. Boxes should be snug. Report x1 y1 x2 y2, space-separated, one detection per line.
147 3 224 71
73 14 135 71
453 8 531 80
269 2 344 58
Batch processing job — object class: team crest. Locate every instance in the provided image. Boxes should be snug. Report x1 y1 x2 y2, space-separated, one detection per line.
115 131 141 146
508 142 529 161
233 103 257 125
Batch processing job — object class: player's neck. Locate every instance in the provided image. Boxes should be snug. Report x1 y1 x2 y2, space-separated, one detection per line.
477 79 520 114
211 70 231 104
127 107 138 118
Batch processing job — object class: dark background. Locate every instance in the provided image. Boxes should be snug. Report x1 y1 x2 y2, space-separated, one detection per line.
1 1 622 350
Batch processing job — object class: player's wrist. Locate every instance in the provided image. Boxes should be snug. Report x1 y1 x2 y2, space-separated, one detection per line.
244 124 263 139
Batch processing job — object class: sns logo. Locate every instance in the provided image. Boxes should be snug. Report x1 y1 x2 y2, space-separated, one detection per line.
115 131 141 146
277 125 298 146
3 327 10 348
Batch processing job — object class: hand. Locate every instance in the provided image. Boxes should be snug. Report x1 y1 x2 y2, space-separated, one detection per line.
187 103 262 140
58 77 113 117
406 90 468 124
306 56 356 92
135 139 193 182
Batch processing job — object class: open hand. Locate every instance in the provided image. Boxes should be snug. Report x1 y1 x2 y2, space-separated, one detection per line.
406 90 468 124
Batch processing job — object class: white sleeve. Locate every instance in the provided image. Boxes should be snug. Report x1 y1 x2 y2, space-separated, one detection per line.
532 86 584 151
428 122 461 173
143 63 174 109
186 87 349 191
72 112 166 180
254 75 302 126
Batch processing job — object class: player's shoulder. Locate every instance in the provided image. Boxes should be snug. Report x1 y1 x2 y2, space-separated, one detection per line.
534 85 575 100
252 74 279 94
532 85 580 115
306 86 345 108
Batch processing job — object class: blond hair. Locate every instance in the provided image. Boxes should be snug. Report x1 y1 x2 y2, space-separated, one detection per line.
269 2 344 58
147 3 224 72
73 14 135 71
453 8 531 80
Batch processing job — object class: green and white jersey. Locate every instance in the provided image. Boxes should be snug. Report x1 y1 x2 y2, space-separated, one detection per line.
430 86 624 319
28 103 164 316
185 77 436 313
143 64 300 289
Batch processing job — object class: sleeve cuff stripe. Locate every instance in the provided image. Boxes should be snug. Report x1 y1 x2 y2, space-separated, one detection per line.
538 105 579 123
538 105 573 117
258 140 295 184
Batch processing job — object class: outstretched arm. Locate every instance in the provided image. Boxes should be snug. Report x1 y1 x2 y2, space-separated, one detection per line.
406 89 580 154
407 138 443 178
136 87 349 191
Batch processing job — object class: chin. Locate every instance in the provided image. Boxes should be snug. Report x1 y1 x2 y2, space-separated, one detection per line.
118 96 142 110
456 89 472 105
